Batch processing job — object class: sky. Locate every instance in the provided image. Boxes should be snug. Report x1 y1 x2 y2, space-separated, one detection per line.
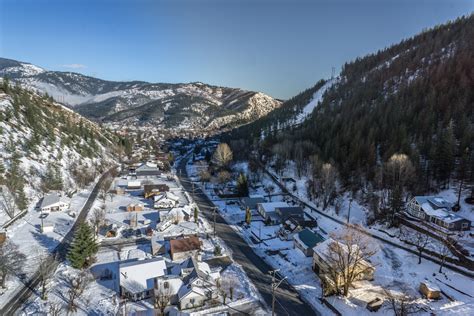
0 0 473 99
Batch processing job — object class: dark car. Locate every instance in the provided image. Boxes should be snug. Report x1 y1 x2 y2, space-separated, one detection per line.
135 229 142 237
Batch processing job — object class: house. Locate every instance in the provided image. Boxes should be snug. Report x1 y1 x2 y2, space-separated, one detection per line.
257 202 289 222
312 238 375 296
174 257 220 310
119 257 168 301
39 193 69 213
154 192 180 209
143 184 170 198
136 162 161 177
126 203 144 212
293 228 325 257
127 180 141 190
151 236 167 256
170 236 201 261
419 280 441 299
275 206 305 223
407 196 471 231
240 195 265 210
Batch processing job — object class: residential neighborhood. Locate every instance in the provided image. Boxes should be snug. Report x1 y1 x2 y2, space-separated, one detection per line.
1 3 474 316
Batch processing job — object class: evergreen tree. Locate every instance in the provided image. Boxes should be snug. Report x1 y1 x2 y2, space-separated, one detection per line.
194 207 199 224
67 223 98 269
236 173 249 197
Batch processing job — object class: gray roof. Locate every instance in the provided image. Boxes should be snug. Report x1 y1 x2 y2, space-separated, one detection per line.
40 193 61 208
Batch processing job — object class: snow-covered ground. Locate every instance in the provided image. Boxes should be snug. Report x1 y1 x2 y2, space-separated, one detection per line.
187 158 474 316
18 169 262 315
0 178 99 308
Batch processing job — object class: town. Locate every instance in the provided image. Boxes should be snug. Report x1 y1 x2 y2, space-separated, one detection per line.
0 2 473 316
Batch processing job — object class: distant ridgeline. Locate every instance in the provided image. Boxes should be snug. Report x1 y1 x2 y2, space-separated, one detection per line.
224 14 474 191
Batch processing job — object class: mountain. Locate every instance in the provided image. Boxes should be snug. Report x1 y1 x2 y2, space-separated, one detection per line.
0 79 125 220
0 58 282 133
225 14 474 192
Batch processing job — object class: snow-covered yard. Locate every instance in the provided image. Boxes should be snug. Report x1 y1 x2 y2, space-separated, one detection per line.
187 158 474 315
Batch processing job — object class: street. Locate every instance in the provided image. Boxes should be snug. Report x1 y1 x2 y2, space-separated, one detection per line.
177 157 319 316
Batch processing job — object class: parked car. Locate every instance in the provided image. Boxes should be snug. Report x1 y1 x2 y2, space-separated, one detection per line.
135 229 142 237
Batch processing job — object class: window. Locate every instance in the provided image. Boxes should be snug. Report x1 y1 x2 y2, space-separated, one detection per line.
190 298 195 304
462 222 468 229
164 281 169 289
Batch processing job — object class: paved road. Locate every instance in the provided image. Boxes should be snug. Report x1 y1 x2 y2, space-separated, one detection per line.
177 158 319 316
1 167 117 315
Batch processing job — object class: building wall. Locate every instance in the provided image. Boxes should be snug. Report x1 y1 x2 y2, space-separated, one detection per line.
172 249 199 261
179 292 207 310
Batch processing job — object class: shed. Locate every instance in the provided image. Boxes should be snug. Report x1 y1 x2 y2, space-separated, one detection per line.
419 280 441 299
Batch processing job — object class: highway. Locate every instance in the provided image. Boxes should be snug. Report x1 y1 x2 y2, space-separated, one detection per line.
177 157 319 316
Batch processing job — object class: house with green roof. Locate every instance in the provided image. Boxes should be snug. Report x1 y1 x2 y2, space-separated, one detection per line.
293 228 325 257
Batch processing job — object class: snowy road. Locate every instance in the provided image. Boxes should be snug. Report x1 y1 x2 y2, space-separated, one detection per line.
177 157 319 316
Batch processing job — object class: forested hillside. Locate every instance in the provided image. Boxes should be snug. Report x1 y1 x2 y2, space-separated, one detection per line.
225 15 474 215
0 79 127 217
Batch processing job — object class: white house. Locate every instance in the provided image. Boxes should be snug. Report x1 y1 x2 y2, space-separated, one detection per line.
154 192 180 209
257 202 289 221
119 257 168 301
407 196 471 231
127 180 142 189
39 193 69 213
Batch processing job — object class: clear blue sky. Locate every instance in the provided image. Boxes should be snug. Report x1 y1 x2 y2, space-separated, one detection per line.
0 0 472 99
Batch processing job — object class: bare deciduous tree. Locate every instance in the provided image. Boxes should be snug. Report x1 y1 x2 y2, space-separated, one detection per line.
438 236 456 273
217 171 231 186
154 280 171 316
213 143 233 169
319 163 338 210
199 169 211 186
48 301 63 316
37 253 54 300
384 288 422 316
99 178 113 203
0 240 26 288
325 225 377 296
66 271 91 313
220 276 238 302
90 207 106 237
403 229 430 264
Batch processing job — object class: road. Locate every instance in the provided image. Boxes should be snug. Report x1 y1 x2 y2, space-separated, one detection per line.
177 158 319 316
0 167 117 315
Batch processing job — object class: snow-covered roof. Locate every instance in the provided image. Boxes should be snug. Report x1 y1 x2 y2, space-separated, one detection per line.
421 279 440 292
313 238 374 270
421 202 467 223
258 202 289 213
295 228 325 249
40 193 68 209
119 257 167 294
414 196 452 209
177 284 206 301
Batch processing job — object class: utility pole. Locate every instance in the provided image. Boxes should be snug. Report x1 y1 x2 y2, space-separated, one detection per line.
269 269 287 316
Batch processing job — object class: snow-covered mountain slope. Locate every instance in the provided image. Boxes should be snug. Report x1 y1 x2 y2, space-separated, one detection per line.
0 58 282 132
0 80 121 213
